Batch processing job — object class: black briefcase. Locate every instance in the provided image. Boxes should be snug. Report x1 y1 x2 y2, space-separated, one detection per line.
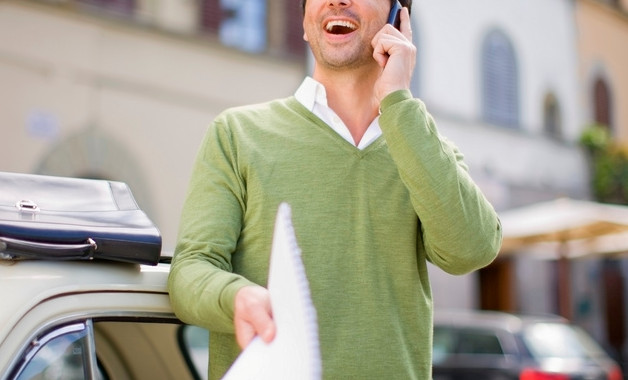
0 171 162 265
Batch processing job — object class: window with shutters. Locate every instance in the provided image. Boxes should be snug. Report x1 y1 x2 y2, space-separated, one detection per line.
38 0 306 58
200 0 306 56
200 0 267 53
481 30 520 128
593 77 613 132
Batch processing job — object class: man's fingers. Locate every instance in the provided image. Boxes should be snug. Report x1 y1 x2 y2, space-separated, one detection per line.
233 285 276 348
399 7 412 40
371 7 412 67
234 318 257 348
250 306 276 343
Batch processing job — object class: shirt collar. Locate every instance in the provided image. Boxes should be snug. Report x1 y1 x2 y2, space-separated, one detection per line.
294 76 329 111
294 76 383 150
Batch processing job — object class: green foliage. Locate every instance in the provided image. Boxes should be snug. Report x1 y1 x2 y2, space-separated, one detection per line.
580 124 628 205
580 123 611 152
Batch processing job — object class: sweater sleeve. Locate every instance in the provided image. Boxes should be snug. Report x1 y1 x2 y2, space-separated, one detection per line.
168 119 255 332
379 90 502 275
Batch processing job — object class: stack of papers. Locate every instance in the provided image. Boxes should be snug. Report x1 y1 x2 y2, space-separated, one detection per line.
222 203 321 380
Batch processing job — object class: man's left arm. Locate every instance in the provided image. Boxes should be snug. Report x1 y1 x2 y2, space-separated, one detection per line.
379 90 502 275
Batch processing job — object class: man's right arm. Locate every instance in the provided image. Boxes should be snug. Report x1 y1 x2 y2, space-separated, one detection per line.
168 120 256 333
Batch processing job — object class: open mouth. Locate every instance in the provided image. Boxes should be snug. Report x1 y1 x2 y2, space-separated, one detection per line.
325 20 357 35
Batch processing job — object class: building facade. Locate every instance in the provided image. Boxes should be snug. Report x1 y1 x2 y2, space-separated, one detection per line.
411 0 588 315
0 0 305 251
2 0 626 362
576 0 628 143
572 0 628 365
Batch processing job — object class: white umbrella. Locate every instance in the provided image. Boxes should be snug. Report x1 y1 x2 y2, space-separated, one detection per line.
498 198 628 319
500 197 628 253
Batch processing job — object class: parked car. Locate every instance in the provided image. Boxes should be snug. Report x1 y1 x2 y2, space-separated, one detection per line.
3 254 623 380
433 309 623 380
0 257 209 380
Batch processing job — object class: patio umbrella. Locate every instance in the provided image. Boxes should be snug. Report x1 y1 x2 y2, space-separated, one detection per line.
498 198 628 319
500 198 628 253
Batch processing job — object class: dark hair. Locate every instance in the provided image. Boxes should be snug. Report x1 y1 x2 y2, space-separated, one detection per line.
301 0 413 16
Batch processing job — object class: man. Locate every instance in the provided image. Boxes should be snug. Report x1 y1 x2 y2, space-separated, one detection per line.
168 0 502 378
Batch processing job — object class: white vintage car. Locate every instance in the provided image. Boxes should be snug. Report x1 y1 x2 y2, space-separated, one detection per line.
0 257 209 380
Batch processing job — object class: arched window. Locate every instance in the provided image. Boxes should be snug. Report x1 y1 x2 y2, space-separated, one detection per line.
593 77 613 132
543 93 562 140
481 30 520 128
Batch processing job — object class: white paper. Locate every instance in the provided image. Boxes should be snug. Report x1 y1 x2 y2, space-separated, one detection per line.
222 203 321 380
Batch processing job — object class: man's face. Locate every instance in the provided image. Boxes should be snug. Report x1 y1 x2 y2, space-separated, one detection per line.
303 0 391 71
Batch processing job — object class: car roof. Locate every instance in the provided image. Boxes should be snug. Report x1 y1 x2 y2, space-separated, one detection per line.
434 309 568 334
0 259 170 342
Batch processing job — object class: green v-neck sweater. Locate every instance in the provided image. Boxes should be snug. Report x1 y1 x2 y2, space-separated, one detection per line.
169 90 502 379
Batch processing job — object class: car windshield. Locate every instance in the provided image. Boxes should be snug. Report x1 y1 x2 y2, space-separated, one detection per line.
522 322 606 359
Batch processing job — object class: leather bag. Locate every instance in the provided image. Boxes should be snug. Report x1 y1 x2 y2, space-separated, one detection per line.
0 171 162 265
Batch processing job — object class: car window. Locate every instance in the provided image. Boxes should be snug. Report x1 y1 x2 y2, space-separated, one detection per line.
523 322 607 359
433 326 504 363
456 329 504 355
433 326 457 363
179 325 210 380
93 319 199 380
10 317 204 380
12 321 104 380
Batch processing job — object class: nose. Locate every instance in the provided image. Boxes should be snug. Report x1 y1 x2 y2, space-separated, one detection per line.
327 0 351 8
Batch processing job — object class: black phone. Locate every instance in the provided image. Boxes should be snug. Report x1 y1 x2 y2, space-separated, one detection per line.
387 0 402 30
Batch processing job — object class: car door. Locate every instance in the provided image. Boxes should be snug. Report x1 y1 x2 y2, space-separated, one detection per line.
432 326 519 380
6 316 208 380
10 320 99 380
7 316 210 380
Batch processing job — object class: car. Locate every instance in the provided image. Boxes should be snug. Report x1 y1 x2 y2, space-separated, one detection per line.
2 257 622 380
433 309 623 380
0 257 210 380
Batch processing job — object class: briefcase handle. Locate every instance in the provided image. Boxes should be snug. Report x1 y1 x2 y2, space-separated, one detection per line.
0 236 97 260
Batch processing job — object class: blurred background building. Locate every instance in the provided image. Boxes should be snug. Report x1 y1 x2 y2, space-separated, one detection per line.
1 0 627 370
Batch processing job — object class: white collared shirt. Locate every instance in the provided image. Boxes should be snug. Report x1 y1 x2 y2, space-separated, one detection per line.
294 77 382 150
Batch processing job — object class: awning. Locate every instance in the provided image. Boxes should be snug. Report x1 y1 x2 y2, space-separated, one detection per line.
497 197 628 319
499 197 628 256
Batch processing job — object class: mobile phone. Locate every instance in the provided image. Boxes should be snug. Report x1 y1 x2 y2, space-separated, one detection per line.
387 0 402 30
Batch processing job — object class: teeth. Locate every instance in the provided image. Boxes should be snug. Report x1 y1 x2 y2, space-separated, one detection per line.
325 20 357 31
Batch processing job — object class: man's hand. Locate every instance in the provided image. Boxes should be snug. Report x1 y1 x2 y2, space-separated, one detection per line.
371 7 416 102
234 285 276 349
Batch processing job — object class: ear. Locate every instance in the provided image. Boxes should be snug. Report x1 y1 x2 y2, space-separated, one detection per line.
302 17 309 42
